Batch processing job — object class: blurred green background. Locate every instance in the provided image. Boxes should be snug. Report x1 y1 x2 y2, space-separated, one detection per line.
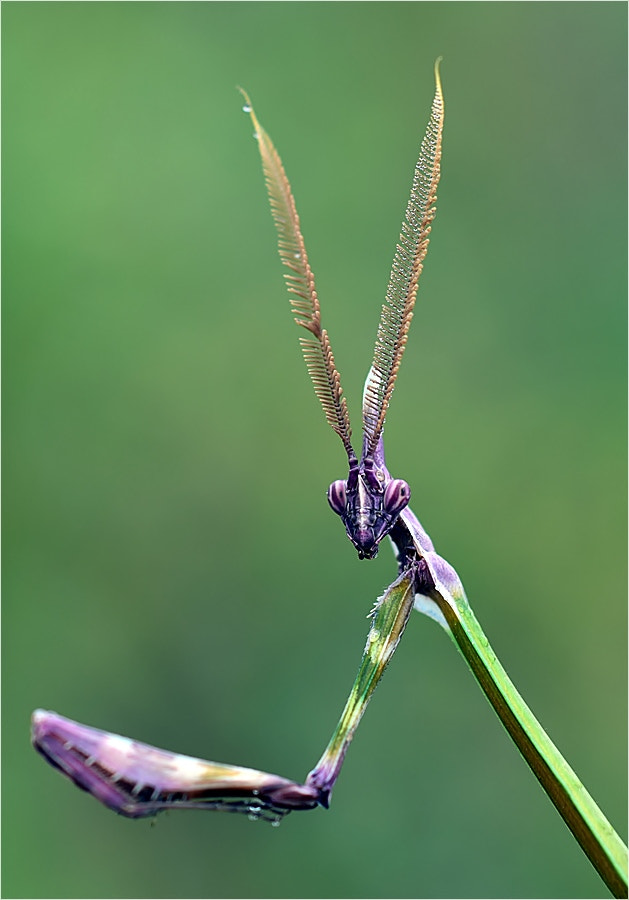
3 3 626 898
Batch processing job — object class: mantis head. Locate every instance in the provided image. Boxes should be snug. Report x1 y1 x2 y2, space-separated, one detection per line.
327 457 410 559
242 60 443 561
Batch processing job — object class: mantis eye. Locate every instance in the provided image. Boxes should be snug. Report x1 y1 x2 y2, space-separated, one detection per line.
383 479 410 518
327 480 347 516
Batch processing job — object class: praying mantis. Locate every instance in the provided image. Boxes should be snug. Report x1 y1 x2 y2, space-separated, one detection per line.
31 63 627 897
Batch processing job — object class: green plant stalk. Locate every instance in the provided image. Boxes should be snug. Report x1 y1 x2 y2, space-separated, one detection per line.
306 547 626 896
428 582 628 898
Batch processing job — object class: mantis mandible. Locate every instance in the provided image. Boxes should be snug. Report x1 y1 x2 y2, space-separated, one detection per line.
31 63 627 897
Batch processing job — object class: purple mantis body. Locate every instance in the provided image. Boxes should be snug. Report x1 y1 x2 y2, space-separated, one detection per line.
32 63 451 822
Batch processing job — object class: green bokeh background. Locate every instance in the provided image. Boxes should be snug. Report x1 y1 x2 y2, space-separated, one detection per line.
3 3 626 898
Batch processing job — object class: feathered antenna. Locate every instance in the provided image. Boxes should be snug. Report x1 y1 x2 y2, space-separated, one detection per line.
240 89 355 461
362 59 444 458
